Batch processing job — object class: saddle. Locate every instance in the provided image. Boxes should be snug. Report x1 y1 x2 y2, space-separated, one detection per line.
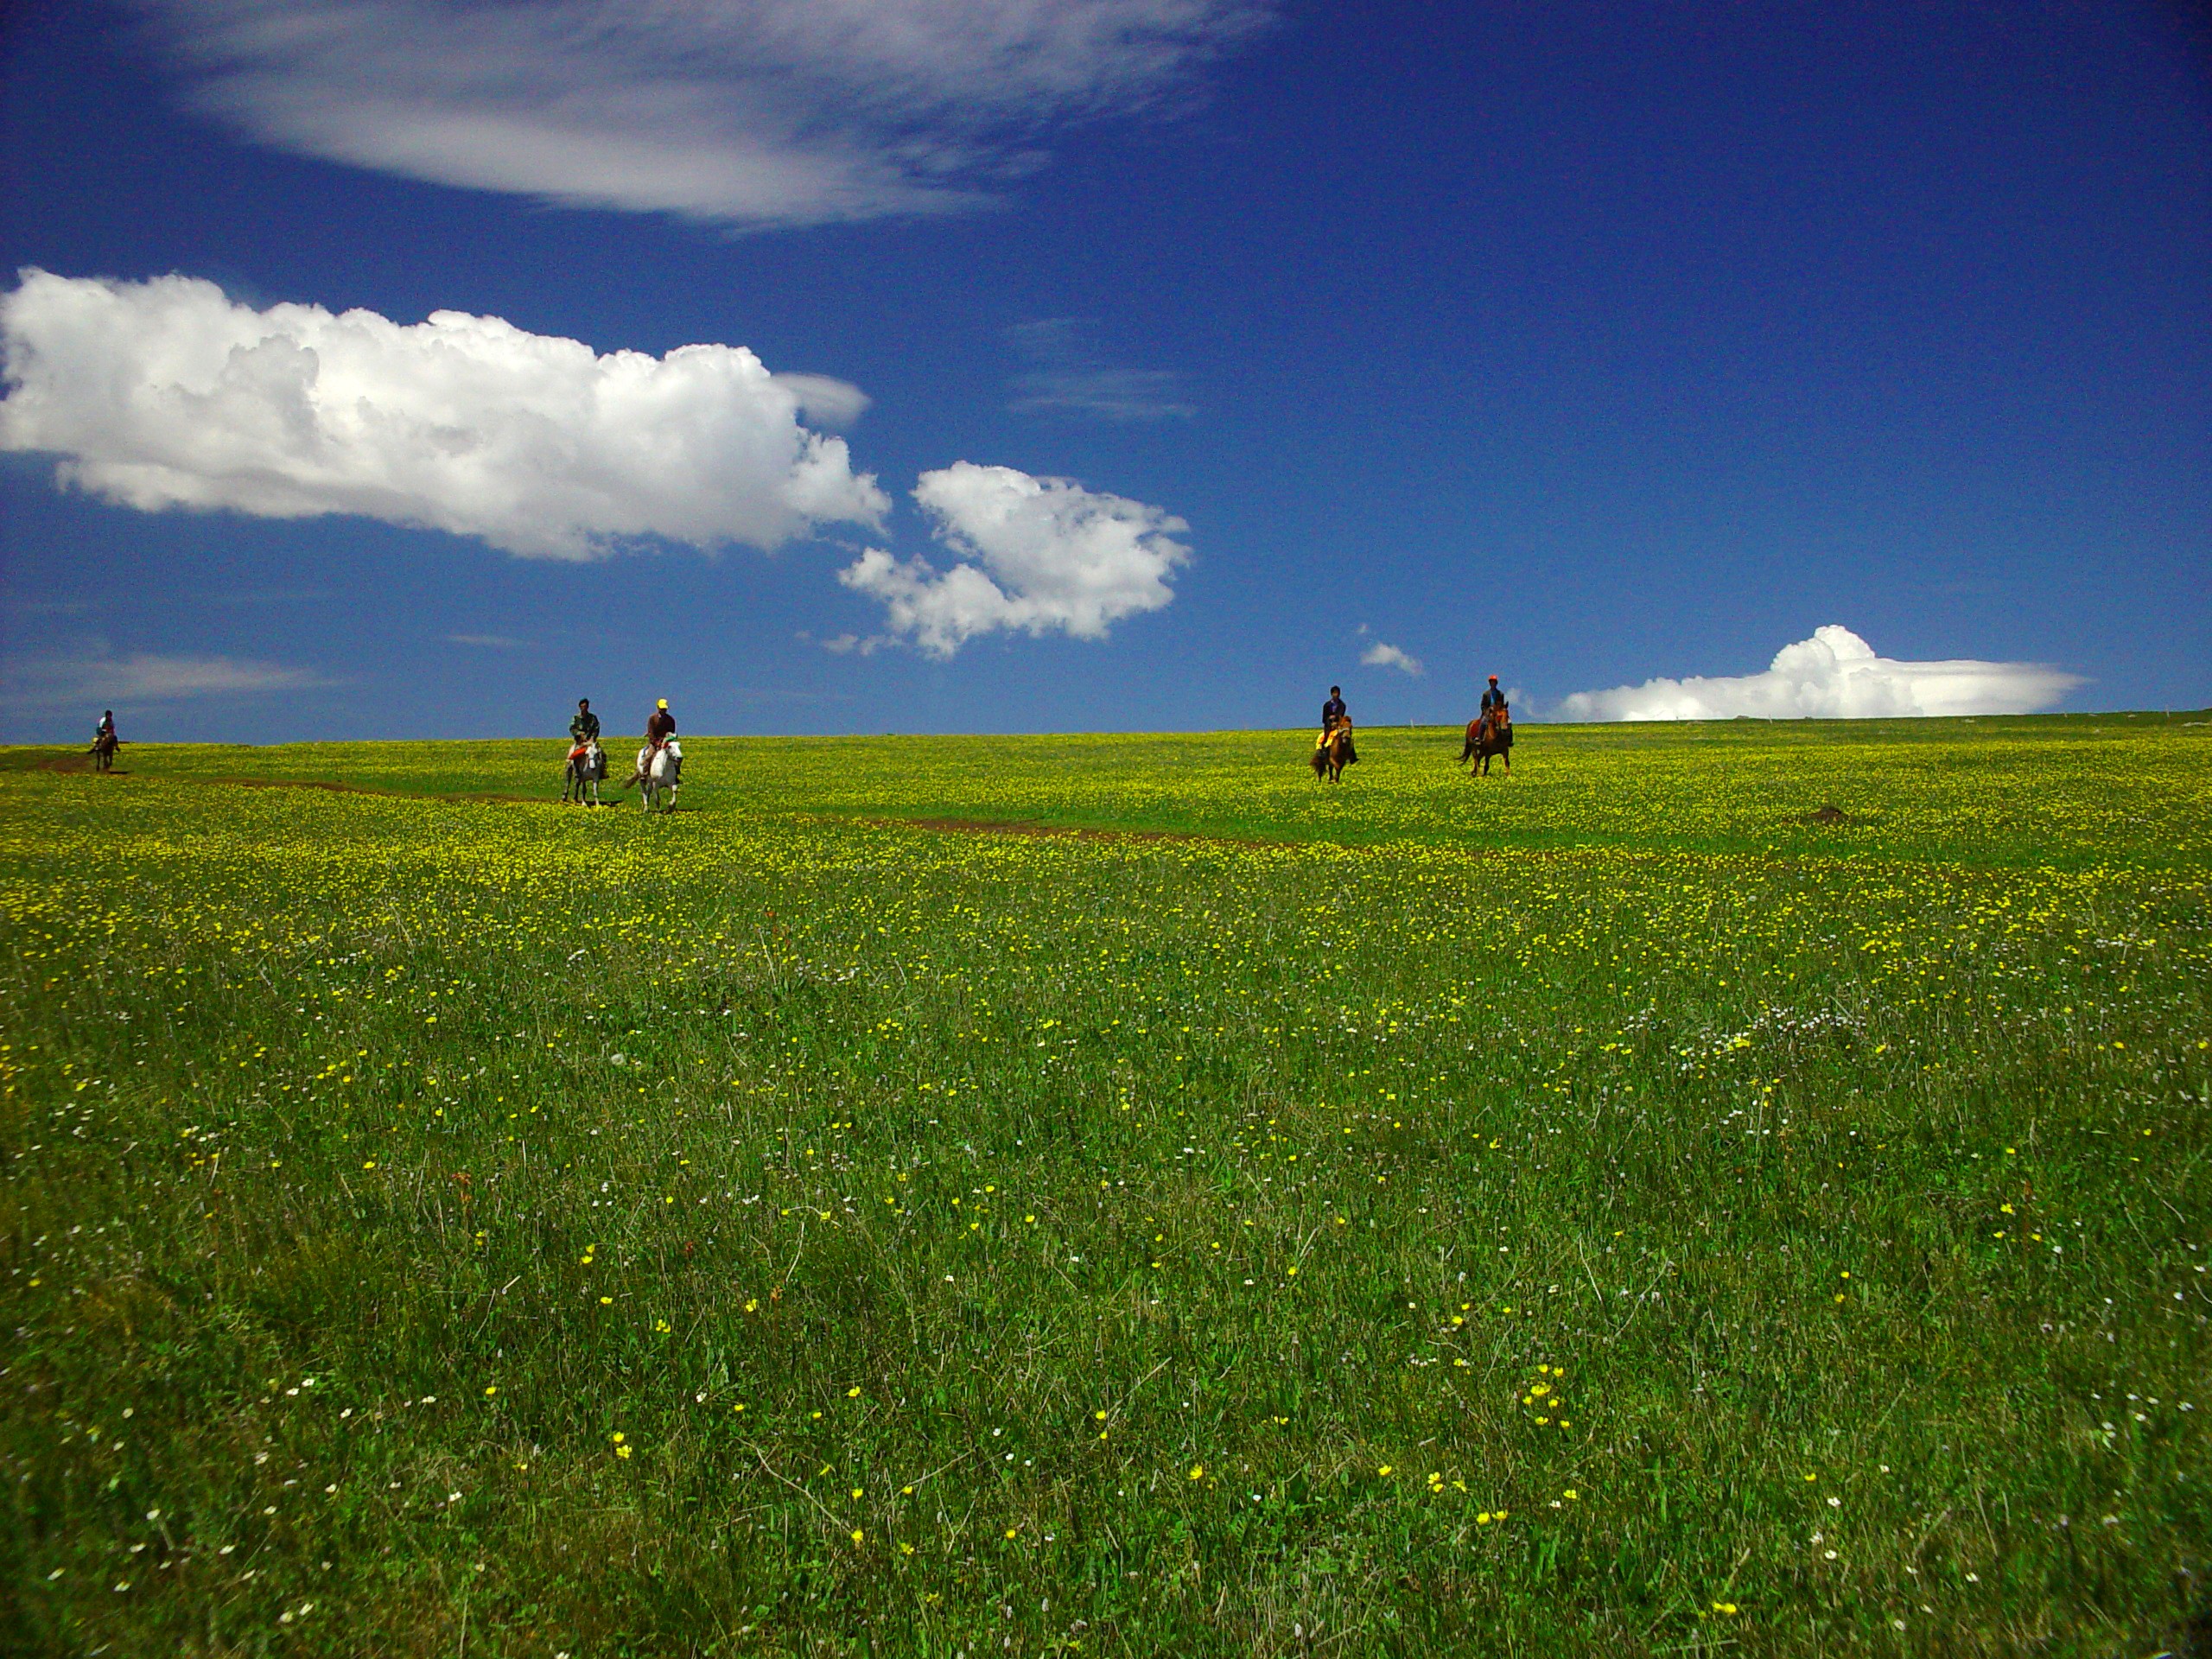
569 743 591 762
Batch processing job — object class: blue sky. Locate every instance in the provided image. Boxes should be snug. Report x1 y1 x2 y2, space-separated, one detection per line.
2 0 2206 741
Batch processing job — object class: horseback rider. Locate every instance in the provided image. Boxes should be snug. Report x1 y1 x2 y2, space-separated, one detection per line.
1319 685 1357 765
89 709 121 772
1480 676 1508 716
568 698 601 765
645 699 678 779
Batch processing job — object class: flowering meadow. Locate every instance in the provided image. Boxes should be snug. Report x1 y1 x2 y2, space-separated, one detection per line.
3 715 2209 1656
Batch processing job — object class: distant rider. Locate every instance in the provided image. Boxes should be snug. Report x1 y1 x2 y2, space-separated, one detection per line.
94 709 117 746
1478 675 1512 766
1319 685 1356 764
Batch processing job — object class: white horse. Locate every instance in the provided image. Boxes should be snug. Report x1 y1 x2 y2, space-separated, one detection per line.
563 739 605 804
632 740 682 812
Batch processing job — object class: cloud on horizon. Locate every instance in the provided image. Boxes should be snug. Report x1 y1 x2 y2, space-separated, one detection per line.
3 646 328 709
135 0 1276 229
840 461 1188 656
1360 640 1423 677
0 270 887 560
1556 626 2082 721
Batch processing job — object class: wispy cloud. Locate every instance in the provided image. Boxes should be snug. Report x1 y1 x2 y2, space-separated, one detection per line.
1007 318 1194 421
210 588 340 606
1360 640 1423 677
3 646 329 709
1557 626 2082 721
135 0 1277 229
443 632 521 649
841 461 1188 656
0 270 886 560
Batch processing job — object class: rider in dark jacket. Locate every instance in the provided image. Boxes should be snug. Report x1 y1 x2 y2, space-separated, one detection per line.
1478 676 1512 756
1319 686 1357 764
569 699 601 746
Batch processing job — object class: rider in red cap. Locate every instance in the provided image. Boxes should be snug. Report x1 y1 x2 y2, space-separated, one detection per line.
1480 675 1508 715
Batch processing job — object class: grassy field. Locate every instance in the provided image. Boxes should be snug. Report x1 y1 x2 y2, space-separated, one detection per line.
3 715 2209 1656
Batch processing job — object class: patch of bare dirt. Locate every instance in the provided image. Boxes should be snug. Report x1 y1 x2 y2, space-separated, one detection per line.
866 816 1287 849
1806 804 1851 825
215 778 546 805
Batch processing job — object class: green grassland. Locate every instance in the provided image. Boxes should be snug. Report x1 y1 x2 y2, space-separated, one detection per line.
3 715 2209 1656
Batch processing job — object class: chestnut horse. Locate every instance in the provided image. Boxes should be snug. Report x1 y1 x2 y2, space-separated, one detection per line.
1312 721 1357 783
1461 709 1511 777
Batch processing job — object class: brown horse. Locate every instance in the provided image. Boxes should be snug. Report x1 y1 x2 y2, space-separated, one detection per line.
1460 709 1511 777
91 731 120 774
1312 721 1357 783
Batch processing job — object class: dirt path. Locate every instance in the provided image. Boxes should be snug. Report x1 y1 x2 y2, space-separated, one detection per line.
861 816 1288 849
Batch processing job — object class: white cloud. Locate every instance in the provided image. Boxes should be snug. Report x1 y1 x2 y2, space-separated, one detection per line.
443 632 520 649
1556 626 2082 721
137 0 1275 228
0 269 887 560
772 373 872 431
1360 641 1423 677
3 648 327 708
839 461 1188 656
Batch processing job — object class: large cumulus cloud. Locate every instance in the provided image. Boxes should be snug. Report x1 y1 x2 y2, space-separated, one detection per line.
0 269 887 559
839 461 1187 656
1557 626 2082 721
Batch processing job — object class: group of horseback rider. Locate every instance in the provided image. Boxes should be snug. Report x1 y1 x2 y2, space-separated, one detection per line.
565 697 678 792
1318 673 1510 774
569 696 675 750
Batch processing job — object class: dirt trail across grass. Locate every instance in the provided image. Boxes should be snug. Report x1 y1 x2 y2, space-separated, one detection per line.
862 815 1288 849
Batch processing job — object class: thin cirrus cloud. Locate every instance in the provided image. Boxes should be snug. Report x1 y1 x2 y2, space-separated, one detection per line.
1360 640 1423 677
1556 626 2083 721
839 461 1190 657
133 0 1278 229
1007 318 1194 421
0 269 887 560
